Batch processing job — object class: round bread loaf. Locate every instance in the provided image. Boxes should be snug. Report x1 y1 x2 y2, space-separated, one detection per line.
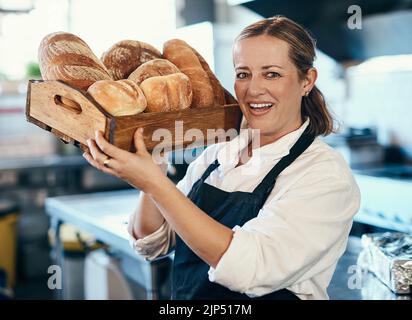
163 39 215 108
101 40 161 80
128 59 180 85
140 73 192 113
87 79 147 116
38 32 112 91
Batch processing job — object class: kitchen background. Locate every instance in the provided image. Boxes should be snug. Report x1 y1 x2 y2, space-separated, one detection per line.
0 0 411 300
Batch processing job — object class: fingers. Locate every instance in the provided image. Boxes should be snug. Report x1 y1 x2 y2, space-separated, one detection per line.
133 128 148 155
83 151 118 176
94 130 125 158
87 138 108 164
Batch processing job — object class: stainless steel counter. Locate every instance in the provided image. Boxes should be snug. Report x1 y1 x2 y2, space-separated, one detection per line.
45 189 171 300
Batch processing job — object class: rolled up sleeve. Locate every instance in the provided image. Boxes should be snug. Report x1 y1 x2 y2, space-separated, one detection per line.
208 168 361 297
128 220 175 260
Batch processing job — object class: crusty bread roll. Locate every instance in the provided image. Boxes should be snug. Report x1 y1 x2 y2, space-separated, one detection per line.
128 59 180 85
87 79 147 116
163 39 214 108
38 32 112 91
140 73 192 113
101 40 161 80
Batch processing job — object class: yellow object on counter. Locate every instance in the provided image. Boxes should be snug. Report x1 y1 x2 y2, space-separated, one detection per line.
0 200 19 288
48 223 104 253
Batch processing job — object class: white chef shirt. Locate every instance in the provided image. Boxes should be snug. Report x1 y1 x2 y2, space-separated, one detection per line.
128 118 361 300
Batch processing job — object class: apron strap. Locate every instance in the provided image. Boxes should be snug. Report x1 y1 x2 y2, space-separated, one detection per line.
252 127 315 201
199 159 220 183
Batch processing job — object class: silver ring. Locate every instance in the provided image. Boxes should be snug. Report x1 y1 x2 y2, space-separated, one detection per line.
103 157 111 167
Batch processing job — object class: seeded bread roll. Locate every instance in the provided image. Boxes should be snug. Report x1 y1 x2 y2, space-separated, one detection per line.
38 32 112 91
140 73 192 113
101 40 161 80
87 79 147 116
128 59 180 85
163 39 214 108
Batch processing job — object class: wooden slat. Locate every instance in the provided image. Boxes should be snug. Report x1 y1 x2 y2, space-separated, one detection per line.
112 104 242 152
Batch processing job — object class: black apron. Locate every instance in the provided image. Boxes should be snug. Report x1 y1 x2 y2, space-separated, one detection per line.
172 127 315 300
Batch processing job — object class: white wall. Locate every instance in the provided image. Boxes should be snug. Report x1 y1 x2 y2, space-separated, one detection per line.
345 55 412 157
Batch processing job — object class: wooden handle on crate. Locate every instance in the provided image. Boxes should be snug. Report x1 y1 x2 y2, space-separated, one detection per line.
27 80 107 148
54 95 82 114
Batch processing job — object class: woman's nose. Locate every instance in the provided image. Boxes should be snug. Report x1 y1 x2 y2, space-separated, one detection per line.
247 76 266 96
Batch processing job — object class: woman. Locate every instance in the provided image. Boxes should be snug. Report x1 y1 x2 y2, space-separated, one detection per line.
83 16 360 300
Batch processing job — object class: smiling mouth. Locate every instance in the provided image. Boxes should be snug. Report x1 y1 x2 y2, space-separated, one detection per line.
247 103 274 115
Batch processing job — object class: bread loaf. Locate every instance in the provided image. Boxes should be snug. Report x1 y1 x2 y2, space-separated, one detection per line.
38 32 112 91
101 40 161 80
140 73 192 113
128 59 180 85
191 48 226 106
87 80 147 116
163 39 214 108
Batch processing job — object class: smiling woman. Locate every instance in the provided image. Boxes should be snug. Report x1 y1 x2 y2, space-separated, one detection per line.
233 16 334 146
84 15 360 300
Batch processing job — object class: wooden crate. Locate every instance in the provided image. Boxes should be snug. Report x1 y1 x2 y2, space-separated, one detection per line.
25 80 242 153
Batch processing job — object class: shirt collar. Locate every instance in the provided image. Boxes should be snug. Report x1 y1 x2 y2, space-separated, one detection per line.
217 118 310 168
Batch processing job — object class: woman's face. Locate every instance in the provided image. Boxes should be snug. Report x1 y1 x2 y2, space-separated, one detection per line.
233 35 315 142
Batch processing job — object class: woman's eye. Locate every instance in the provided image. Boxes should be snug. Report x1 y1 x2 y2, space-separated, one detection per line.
236 72 248 79
266 72 280 78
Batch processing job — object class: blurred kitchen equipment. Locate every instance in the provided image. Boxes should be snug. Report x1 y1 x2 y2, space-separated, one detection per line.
354 166 412 233
345 54 412 161
325 127 384 168
0 269 12 299
357 232 412 294
0 91 57 160
84 249 133 300
48 223 104 300
0 0 34 13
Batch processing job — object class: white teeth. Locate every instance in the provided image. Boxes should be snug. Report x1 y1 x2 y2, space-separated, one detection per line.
249 103 273 108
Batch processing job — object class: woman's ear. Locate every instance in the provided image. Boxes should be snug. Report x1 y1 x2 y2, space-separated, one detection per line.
302 67 318 96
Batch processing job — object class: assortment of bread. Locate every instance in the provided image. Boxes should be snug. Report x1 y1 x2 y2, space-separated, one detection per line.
38 32 230 117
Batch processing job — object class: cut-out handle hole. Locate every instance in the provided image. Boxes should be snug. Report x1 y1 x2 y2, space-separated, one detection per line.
54 95 82 114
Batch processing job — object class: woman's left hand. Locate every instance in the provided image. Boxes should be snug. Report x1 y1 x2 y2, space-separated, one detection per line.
83 128 166 193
